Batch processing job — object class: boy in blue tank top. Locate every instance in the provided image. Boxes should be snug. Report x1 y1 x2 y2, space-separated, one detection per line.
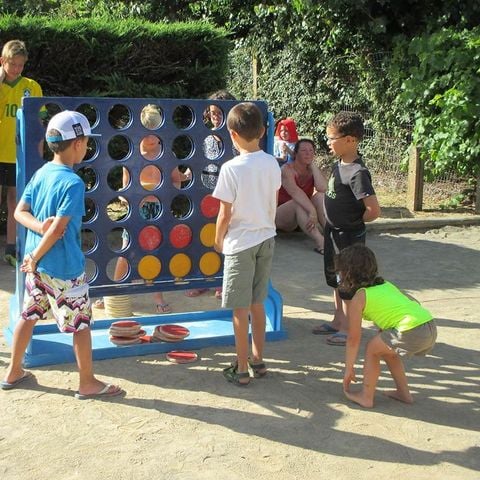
1 111 124 399
336 244 437 408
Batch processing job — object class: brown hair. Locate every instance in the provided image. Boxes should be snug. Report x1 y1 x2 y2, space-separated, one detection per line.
327 111 365 140
46 129 78 153
226 102 264 142
334 244 384 293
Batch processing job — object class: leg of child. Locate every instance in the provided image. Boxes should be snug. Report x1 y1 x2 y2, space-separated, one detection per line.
6 186 17 249
332 289 348 331
250 302 268 375
3 317 36 383
232 307 250 384
73 328 122 396
382 353 413 404
344 334 389 408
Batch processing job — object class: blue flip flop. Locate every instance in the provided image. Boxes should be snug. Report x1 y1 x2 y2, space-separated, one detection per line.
1 371 34 390
326 332 348 346
312 322 339 335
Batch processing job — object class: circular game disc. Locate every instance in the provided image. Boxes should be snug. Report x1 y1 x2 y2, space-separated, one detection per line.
138 225 162 251
199 223 216 247
200 194 220 218
199 251 221 276
169 253 192 278
137 255 161 280
169 224 192 249
158 324 190 339
166 350 198 364
111 320 140 328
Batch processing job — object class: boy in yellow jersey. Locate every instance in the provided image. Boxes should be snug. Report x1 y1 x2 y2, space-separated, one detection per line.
0 40 43 266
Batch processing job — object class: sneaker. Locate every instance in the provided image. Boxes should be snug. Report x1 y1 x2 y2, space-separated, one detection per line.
4 253 17 267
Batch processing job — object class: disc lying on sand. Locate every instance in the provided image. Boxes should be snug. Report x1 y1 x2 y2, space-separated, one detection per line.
166 350 199 364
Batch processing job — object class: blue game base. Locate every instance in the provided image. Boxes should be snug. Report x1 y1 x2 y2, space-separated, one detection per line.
4 284 286 368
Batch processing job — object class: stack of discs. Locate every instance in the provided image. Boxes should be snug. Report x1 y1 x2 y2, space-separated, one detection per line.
152 324 190 343
104 295 133 318
109 320 145 346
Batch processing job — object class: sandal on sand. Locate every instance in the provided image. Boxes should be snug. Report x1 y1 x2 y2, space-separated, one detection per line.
156 303 172 314
326 332 347 346
185 288 210 298
223 364 250 386
312 322 339 335
248 358 267 378
93 298 105 309
1 371 34 390
314 247 324 255
75 383 124 400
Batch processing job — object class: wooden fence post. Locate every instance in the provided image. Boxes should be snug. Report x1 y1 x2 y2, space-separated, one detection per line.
252 52 258 99
407 145 424 211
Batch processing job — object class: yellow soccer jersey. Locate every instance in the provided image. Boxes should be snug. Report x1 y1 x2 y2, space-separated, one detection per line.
0 76 43 164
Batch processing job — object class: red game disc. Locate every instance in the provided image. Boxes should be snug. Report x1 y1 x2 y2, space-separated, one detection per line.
157 324 190 339
138 225 162 251
111 320 140 328
169 224 192 249
200 194 220 218
166 350 199 364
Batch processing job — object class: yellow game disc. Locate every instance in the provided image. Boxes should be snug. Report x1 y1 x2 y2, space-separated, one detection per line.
199 223 216 247
137 255 161 280
199 252 221 276
169 253 192 278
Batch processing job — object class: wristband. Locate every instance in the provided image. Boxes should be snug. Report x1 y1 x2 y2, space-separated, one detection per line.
28 252 38 263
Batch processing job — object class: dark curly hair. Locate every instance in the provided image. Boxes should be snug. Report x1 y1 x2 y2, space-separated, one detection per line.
327 111 364 141
334 244 384 293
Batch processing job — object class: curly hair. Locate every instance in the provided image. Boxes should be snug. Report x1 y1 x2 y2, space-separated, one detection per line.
334 244 384 293
327 111 364 141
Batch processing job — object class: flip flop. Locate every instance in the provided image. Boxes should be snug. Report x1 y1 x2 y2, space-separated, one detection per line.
74 383 124 400
156 303 172 314
314 247 324 255
1 371 34 390
185 288 210 298
326 332 348 346
312 323 339 335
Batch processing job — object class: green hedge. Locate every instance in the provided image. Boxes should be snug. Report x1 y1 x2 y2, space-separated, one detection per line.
0 15 230 98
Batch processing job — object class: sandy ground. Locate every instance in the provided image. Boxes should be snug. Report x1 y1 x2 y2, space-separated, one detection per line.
0 222 479 480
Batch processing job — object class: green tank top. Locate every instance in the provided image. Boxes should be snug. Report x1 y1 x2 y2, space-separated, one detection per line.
360 281 432 332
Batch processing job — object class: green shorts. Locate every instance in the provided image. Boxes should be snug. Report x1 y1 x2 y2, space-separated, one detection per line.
222 237 275 309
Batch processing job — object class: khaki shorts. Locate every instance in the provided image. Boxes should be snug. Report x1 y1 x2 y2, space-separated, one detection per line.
380 320 437 357
222 237 275 309
22 271 92 333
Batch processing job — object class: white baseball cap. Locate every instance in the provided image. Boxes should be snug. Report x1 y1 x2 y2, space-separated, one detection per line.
46 110 101 143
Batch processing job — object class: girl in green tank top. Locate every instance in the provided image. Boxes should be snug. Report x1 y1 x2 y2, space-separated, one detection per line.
335 244 436 408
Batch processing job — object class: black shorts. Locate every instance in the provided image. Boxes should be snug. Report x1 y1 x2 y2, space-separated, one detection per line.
323 223 366 298
0 163 16 187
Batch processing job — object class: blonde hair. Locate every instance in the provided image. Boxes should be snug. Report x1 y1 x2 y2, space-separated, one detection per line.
141 104 162 130
2 39 28 60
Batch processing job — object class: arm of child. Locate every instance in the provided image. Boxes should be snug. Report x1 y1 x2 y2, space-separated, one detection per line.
214 200 232 253
343 290 366 392
20 216 71 273
14 199 57 236
362 195 381 222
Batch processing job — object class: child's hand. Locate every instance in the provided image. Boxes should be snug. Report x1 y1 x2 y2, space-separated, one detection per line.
20 254 37 273
214 241 223 254
343 368 357 391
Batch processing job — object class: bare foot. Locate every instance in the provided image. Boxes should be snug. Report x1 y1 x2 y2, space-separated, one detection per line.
344 389 374 408
383 389 413 404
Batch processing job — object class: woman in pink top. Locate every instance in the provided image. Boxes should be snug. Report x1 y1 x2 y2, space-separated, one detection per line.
275 139 327 253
